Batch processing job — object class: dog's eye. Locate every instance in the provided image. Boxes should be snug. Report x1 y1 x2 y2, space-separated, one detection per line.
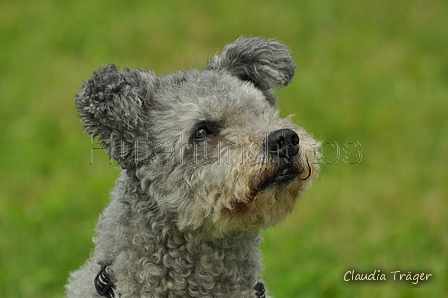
193 127 212 141
191 121 222 142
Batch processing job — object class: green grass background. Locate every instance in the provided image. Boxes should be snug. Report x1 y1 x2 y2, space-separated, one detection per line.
1 0 447 297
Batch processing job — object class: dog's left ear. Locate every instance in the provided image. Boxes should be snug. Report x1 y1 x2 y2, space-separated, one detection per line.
206 37 296 105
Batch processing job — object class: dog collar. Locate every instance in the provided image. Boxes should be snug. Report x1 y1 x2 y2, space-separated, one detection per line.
95 265 266 298
94 264 115 298
254 281 267 298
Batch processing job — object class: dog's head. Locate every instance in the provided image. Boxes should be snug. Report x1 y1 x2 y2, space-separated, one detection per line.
76 37 320 236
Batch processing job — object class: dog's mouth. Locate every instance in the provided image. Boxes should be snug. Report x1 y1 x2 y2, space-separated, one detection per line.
258 165 300 191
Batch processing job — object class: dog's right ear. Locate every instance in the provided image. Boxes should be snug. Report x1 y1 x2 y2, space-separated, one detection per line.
75 63 158 166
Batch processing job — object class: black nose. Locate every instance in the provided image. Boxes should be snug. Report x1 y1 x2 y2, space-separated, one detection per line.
266 129 300 158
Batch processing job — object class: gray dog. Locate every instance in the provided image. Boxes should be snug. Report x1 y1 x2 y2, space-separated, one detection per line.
66 37 320 298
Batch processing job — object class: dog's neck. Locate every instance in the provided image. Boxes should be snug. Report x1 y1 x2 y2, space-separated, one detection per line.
91 172 264 296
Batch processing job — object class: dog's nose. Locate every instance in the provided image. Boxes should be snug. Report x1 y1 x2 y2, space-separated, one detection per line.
267 129 300 158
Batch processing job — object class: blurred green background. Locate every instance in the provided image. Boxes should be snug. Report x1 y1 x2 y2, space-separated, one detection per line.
1 0 447 297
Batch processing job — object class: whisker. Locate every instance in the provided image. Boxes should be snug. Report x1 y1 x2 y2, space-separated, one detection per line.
299 156 312 181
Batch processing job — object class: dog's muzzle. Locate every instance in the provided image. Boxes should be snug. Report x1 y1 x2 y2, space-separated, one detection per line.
258 129 302 190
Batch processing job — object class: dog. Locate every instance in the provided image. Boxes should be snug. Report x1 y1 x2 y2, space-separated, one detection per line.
66 37 320 298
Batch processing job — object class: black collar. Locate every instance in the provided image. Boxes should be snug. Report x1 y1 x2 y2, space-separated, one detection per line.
254 281 267 298
95 264 266 298
94 264 115 298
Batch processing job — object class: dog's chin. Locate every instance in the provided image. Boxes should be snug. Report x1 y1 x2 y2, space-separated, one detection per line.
225 178 300 231
206 160 315 234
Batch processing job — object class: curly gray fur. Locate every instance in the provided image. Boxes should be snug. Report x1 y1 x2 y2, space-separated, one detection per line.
66 37 320 298
207 37 295 106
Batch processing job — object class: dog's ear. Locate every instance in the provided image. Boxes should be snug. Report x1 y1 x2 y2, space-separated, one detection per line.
206 37 295 104
75 63 158 167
